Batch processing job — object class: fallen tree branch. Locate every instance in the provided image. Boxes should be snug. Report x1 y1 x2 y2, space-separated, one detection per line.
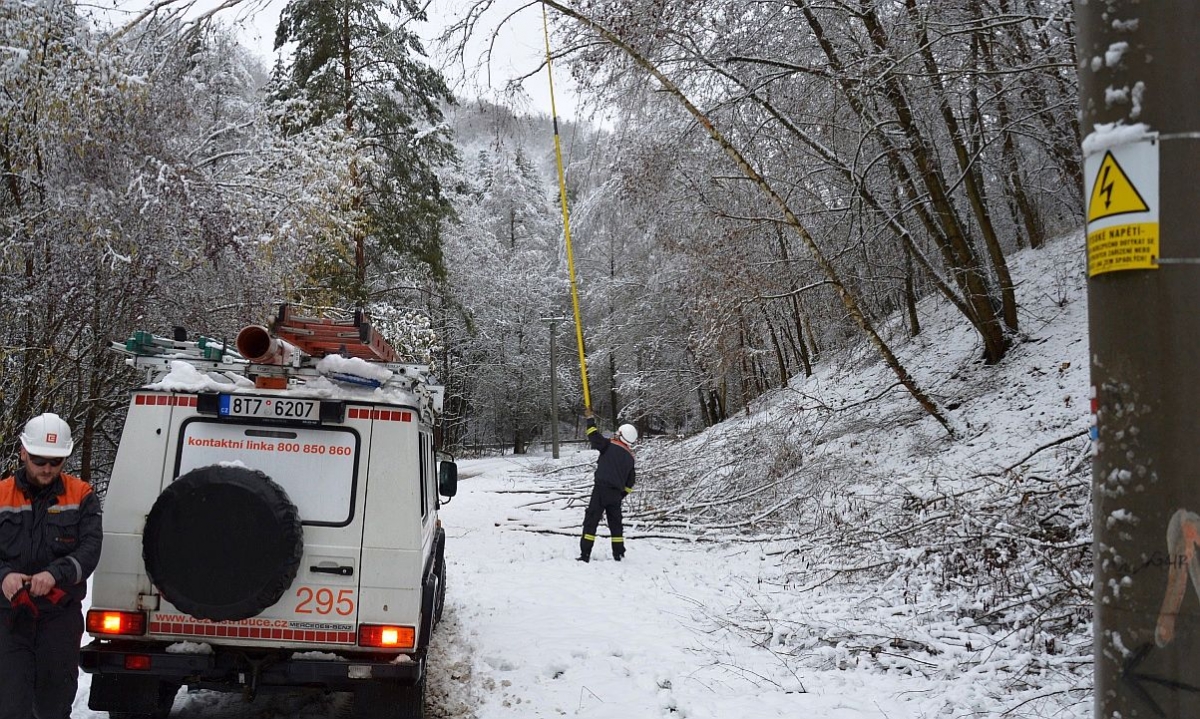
978 429 1088 478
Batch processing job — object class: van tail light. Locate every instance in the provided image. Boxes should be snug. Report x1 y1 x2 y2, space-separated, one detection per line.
125 654 152 670
358 624 415 649
87 610 146 636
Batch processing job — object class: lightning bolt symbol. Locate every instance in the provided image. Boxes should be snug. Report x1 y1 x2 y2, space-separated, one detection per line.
1100 165 1115 209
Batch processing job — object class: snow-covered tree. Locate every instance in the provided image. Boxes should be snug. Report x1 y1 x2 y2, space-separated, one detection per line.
269 0 456 305
435 102 569 451
452 0 1080 434
0 6 361 475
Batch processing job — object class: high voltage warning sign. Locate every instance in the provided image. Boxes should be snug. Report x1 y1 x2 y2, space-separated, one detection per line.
1084 138 1159 277
1088 153 1150 222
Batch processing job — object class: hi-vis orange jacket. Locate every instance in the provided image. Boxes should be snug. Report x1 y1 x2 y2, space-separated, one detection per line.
0 468 103 611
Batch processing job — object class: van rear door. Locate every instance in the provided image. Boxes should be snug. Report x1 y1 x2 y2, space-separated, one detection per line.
144 414 364 648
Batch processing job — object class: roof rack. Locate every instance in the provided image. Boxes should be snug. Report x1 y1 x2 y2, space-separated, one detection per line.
118 330 233 362
110 307 444 420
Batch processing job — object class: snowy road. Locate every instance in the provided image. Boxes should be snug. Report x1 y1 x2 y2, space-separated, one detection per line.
72 453 935 719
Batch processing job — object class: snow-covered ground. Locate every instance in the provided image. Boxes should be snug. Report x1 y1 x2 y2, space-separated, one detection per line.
71 452 967 719
70 233 1093 718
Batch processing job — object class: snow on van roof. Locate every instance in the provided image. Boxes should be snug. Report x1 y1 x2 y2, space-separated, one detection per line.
289 374 423 407
316 354 393 383
147 360 251 392
145 360 423 408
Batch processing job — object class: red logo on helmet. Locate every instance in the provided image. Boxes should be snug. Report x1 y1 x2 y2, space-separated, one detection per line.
46 433 58 443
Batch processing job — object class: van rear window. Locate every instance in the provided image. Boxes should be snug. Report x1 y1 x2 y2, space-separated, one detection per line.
177 420 358 525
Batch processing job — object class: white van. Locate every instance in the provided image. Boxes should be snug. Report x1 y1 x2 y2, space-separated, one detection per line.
80 309 457 719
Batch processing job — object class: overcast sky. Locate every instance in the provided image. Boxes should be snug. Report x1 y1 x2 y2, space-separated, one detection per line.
91 0 580 119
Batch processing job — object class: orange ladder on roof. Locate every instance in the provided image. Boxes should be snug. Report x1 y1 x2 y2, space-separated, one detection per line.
270 305 398 363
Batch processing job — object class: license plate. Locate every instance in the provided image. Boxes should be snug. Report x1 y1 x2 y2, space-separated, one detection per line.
219 395 319 421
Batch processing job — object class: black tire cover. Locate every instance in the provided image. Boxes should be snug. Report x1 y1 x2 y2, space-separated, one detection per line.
143 465 303 621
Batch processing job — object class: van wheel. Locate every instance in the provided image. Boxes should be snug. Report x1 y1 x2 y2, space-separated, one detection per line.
433 529 446 625
355 677 425 719
143 465 304 621
433 564 447 625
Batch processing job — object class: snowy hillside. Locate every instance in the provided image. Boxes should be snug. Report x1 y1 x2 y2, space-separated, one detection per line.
71 234 1093 718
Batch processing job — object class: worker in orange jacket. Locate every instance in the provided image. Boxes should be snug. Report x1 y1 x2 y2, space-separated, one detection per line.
0 413 103 719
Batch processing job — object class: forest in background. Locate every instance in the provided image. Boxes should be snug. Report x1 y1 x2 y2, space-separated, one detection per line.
0 0 1081 475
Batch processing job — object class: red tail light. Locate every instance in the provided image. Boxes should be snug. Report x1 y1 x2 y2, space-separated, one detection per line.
86 610 146 636
358 624 415 649
125 654 152 670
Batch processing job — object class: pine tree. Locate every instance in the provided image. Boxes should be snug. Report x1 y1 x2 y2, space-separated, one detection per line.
269 0 456 303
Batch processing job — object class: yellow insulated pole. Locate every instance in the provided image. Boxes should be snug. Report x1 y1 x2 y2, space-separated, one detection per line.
542 3 591 411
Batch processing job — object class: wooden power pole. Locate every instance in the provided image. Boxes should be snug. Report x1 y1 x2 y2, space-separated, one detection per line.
1079 2 1200 717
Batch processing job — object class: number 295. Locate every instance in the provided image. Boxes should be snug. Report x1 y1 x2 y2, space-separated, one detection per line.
295 587 355 616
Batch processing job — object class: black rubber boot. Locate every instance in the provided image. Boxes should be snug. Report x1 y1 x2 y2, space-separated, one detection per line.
576 554 590 563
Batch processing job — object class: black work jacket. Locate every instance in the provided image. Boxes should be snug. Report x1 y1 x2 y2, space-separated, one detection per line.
0 468 103 610
586 418 636 500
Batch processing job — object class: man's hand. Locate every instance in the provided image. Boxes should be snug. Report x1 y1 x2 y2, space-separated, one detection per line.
2 572 30 601
584 407 593 419
27 571 56 597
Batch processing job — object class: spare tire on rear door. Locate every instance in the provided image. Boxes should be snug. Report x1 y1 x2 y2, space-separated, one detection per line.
143 465 304 621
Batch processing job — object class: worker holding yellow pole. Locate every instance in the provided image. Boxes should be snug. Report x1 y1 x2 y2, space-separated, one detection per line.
542 5 639 563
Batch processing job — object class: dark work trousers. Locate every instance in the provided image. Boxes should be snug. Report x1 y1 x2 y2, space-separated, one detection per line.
580 486 626 559
0 604 84 719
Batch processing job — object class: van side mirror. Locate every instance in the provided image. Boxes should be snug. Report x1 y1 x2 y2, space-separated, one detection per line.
438 461 458 498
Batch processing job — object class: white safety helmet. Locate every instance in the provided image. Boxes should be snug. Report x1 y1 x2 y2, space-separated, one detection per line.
20 412 74 457
617 424 638 446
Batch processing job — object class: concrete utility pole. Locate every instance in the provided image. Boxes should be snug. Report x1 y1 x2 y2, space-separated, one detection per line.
1079 3 1200 717
541 316 567 459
